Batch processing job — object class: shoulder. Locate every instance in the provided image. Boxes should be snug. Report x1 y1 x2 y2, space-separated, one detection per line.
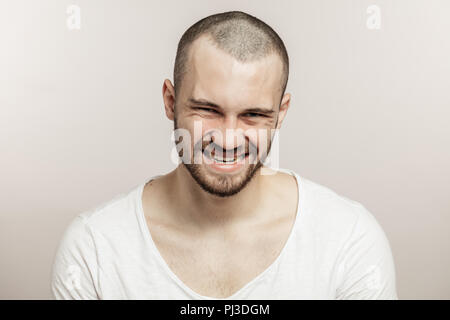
285 171 397 298
55 185 141 253
76 184 143 235
54 183 146 264
299 175 372 229
51 183 145 299
277 168 388 246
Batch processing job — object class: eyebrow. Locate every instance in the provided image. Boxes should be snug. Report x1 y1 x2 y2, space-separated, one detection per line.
188 98 275 115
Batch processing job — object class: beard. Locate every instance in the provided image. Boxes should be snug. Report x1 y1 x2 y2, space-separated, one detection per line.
183 159 263 198
174 115 273 198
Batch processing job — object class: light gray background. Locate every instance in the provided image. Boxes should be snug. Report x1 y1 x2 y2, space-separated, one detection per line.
1 0 449 299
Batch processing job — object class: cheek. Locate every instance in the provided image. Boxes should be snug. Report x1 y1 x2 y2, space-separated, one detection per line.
199 121 222 145
262 117 278 128
184 120 220 150
255 128 274 156
201 119 221 131
246 127 272 145
177 116 213 136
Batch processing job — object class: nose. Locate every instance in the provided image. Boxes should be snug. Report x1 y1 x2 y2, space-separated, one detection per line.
208 115 245 152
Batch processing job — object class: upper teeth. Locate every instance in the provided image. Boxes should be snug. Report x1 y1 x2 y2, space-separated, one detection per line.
212 153 245 162
215 156 235 162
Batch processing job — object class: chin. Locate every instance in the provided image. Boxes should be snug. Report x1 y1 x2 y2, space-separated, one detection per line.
183 162 262 198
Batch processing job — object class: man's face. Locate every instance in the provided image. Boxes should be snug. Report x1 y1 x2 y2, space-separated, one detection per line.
173 36 286 197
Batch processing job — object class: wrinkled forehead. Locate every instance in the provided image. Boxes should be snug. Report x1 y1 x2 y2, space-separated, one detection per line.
183 36 284 110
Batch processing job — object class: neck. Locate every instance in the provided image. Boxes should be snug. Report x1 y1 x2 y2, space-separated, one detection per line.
168 164 266 230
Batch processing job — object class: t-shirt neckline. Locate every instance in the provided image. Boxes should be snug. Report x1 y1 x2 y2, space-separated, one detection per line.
136 167 303 300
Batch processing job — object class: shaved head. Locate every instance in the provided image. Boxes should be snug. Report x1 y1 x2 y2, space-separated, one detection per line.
173 11 289 102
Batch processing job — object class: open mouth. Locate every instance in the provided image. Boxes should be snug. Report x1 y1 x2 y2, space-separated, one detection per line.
204 149 249 164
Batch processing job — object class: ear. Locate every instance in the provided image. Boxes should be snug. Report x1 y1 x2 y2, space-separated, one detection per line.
275 93 291 130
162 79 176 121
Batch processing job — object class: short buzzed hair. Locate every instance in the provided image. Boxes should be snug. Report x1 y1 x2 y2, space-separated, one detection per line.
173 11 289 102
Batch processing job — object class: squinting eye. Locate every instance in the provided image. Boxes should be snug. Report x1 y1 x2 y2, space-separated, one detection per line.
197 107 219 113
244 113 265 118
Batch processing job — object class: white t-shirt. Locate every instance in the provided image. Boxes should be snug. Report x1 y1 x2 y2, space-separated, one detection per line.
51 168 398 300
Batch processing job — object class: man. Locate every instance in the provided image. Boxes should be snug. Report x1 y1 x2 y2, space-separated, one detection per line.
51 11 397 299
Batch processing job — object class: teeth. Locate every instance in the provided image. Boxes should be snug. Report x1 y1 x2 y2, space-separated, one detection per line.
204 148 248 164
208 152 246 163
214 156 236 163
213 153 246 163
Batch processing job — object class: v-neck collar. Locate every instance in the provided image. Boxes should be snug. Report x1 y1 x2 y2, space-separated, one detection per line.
136 167 303 300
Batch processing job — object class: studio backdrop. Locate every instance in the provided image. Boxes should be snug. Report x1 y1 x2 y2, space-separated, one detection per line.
1 0 449 299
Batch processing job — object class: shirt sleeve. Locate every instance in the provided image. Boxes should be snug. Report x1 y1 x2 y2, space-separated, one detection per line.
51 215 101 300
335 205 398 300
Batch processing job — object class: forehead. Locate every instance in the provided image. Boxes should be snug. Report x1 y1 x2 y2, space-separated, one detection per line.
183 36 283 109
